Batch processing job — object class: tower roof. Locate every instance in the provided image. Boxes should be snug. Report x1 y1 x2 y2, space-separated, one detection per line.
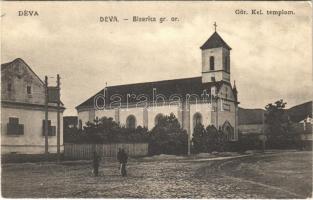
200 32 232 50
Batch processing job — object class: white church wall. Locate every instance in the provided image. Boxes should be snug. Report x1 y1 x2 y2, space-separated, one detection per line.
189 103 212 134
217 99 237 140
78 110 90 127
119 107 144 128
95 109 116 121
216 99 236 127
202 72 224 83
218 84 235 100
147 104 180 130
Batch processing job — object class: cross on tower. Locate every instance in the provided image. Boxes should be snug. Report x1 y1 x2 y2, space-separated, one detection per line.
214 22 217 32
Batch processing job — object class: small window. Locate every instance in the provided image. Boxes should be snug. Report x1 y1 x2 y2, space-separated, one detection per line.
42 120 56 136
27 86 32 94
9 117 19 124
7 83 12 92
42 120 52 126
7 117 24 135
210 56 215 70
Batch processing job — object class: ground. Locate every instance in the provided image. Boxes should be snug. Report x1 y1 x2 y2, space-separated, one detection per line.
1 150 312 198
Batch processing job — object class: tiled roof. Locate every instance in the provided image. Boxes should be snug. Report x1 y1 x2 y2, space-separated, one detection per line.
200 32 232 50
287 101 312 123
76 77 230 109
1 58 45 85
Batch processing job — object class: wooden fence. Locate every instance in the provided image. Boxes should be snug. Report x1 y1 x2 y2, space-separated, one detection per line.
64 143 148 160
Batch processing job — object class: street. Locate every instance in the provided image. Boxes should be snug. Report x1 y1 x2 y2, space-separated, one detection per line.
1 151 312 198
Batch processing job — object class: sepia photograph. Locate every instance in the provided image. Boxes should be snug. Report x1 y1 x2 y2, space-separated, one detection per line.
1 1 312 198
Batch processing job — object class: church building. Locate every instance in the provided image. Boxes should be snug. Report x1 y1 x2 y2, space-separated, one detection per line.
76 29 239 141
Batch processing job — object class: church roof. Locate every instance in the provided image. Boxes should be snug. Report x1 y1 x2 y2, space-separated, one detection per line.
200 32 232 50
76 77 230 110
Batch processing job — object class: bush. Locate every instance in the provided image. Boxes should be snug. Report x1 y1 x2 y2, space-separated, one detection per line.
191 124 229 153
65 117 149 144
236 134 262 152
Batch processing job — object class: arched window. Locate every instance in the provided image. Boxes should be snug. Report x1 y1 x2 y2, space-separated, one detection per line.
126 115 136 129
222 121 234 141
226 126 231 140
193 112 203 129
210 56 215 70
154 113 163 126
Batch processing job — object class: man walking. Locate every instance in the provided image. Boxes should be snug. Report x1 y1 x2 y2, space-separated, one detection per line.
117 148 128 177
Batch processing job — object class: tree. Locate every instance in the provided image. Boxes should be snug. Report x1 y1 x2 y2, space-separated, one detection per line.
265 99 288 139
217 127 227 152
192 124 207 153
148 113 188 155
265 99 298 149
192 124 226 153
206 125 219 152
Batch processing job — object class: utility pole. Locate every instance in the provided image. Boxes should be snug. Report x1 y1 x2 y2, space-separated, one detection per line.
57 74 61 162
183 100 191 156
262 112 266 153
44 76 49 155
216 96 219 130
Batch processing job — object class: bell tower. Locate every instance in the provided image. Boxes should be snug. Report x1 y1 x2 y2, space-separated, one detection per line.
200 23 231 83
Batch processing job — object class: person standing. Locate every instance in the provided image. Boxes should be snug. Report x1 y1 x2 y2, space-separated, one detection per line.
92 151 100 177
120 149 128 177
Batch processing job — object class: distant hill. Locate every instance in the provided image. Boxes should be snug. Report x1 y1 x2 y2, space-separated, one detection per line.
238 107 265 125
287 101 312 123
239 101 312 124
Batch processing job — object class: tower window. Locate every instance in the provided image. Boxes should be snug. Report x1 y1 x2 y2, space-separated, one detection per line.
224 56 228 71
27 86 32 94
209 56 215 70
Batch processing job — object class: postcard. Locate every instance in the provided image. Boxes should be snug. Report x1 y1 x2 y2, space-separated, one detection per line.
1 1 312 198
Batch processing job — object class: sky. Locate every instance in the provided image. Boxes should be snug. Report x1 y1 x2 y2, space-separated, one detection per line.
1 1 312 116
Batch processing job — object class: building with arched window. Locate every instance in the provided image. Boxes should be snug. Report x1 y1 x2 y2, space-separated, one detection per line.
76 29 239 142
